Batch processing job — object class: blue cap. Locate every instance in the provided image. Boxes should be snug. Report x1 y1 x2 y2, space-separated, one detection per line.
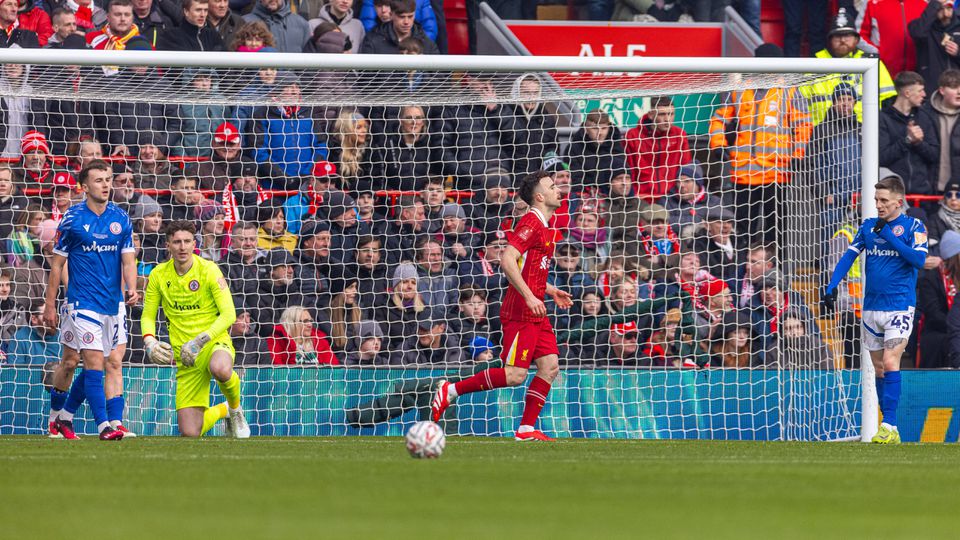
469 336 495 359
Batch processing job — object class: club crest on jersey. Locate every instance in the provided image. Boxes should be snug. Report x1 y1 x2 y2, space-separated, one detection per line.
189 279 200 291
109 222 122 235
82 332 95 345
63 331 74 343
892 225 904 236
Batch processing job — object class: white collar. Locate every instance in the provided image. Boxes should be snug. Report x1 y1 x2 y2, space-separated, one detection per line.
529 207 549 227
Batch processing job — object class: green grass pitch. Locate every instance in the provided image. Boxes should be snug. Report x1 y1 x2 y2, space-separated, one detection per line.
1 437 958 539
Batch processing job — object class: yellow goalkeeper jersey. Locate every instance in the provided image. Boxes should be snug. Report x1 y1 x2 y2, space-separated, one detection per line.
141 255 236 350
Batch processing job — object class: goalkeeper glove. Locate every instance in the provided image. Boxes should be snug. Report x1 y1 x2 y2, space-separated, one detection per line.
821 288 837 313
144 336 173 365
872 218 888 234
179 332 211 367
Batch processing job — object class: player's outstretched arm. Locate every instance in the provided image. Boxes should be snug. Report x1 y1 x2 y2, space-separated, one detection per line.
42 254 67 330
824 248 858 305
500 244 545 318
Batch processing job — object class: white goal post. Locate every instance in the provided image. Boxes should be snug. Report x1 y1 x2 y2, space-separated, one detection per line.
0 49 879 441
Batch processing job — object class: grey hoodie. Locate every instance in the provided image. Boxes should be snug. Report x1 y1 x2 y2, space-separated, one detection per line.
243 0 310 53
344 319 390 366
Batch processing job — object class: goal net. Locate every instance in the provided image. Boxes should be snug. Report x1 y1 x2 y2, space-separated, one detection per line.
0 50 877 441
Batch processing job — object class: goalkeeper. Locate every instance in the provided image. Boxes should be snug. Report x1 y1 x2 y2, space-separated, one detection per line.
141 220 250 438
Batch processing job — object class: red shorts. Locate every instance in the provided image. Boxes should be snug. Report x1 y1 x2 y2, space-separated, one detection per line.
500 318 559 369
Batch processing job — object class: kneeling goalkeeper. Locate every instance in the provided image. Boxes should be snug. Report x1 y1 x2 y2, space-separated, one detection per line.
141 220 250 438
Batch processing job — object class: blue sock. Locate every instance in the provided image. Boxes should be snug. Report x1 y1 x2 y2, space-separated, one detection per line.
64 370 86 415
881 371 901 427
50 388 67 413
875 377 885 411
106 395 124 425
83 370 109 431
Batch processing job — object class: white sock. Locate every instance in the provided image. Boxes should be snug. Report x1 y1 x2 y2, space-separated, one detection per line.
517 425 534 434
59 410 74 422
49 410 60 424
447 383 458 400
97 421 111 433
110 420 121 429
229 406 241 414
881 422 898 432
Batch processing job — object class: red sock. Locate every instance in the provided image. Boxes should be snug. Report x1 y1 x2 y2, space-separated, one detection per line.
454 368 507 396
519 376 552 428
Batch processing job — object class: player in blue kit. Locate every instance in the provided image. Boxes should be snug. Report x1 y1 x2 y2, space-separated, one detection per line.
822 174 927 444
42 160 139 441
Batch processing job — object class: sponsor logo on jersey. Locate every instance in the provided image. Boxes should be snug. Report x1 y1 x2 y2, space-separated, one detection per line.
867 246 899 257
81 242 118 253
189 280 200 291
172 300 201 311
82 332 95 344
893 225 904 236
915 232 927 245
109 222 122 235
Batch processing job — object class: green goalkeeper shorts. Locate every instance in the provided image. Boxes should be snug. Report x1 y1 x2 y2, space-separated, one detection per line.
175 337 235 410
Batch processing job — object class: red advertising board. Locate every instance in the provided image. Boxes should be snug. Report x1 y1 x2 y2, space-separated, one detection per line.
506 23 724 89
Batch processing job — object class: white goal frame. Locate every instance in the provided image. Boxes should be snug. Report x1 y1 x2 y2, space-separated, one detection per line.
0 49 880 442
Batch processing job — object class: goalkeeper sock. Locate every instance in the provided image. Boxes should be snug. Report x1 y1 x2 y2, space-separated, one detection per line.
84 370 109 432
218 372 242 410
454 368 508 396
106 395 124 427
519 376 552 429
201 402 229 435
61 370 86 422
881 370 901 428
49 388 68 423
875 377 885 412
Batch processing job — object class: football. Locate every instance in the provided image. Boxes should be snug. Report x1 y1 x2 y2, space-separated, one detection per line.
405 421 445 459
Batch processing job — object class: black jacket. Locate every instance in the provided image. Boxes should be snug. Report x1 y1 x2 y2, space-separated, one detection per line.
89 68 174 153
920 91 960 190
157 20 225 52
134 6 176 46
909 0 960 95
0 28 39 48
564 126 629 192
439 104 502 189
879 102 939 195
219 250 265 312
359 21 439 55
212 12 246 47
490 102 559 177
692 233 745 284
918 265 953 368
370 131 438 192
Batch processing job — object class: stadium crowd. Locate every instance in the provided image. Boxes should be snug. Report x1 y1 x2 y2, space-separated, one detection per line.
2 0 960 370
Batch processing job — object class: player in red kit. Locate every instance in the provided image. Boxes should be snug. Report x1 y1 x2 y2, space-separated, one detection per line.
431 171 573 441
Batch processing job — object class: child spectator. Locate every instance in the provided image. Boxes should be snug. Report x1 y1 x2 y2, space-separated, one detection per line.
230 20 276 51
437 202 481 270
161 176 204 222
449 284 493 349
195 200 228 262
567 204 608 274
709 311 757 368
468 336 496 364
6 304 60 364
344 319 390 365
307 0 364 52
762 307 833 369
419 176 445 233
375 262 425 348
0 267 25 362
175 69 229 158
268 305 339 365
48 171 79 222
5 204 45 268
257 198 297 253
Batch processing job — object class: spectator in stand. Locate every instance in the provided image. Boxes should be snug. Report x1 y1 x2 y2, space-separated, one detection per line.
693 207 743 283
47 9 84 46
414 236 458 309
284 160 336 235
418 176 445 233
186 122 248 192
927 181 960 246
12 131 54 186
606 168 644 253
231 303 270 365
302 21 352 53
881 72 939 199
223 161 267 224
542 152 575 231
391 307 465 365
547 242 594 328
639 204 679 273
375 262 425 348
252 72 328 186
233 44 279 133
368 0 393 26
710 45 812 245
625 96 692 203
360 0 438 54
132 194 165 275
307 0 363 52
14 0 52 46
4 204 45 268
131 135 182 192
469 167 512 235
691 277 734 347
808 82 864 240
801 11 897 125
158 0 225 51
781 0 827 58
268 305 339 365
324 275 364 356
243 0 309 53
160 175 204 222
219 221 264 311
6 304 59 364
257 248 304 336
328 110 374 196
230 19 275 51
359 0 437 41
749 269 816 353
68 136 103 174
567 203 608 274
909 0 960 95
448 284 493 348
1 65 46 161
437 202 481 272
858 0 927 77
344 319 389 365
918 229 960 368
371 105 436 193
490 73 558 178
48 171 80 223
0 267 25 361
0 164 27 239
762 306 833 369
729 242 775 309
440 73 502 190
0 0 38 48
208 0 244 46
336 234 388 312
131 0 173 47
195 200 228 263
257 198 297 253
709 311 757 368
461 230 508 299
383 195 427 265
292 219 332 312
565 109 629 195
921 68 960 191
86 0 140 54
321 190 371 265
174 69 229 158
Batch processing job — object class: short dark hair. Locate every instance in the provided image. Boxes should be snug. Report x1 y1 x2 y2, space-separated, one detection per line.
398 37 422 54
107 0 133 11
0 267 12 281
517 170 551 206
232 221 258 234
415 237 442 260
182 0 208 10
79 159 111 186
650 95 673 109
940 69 960 89
894 71 925 92
458 284 487 303
424 176 444 187
51 7 73 21
356 235 380 249
584 109 611 126
391 0 416 15
876 175 906 197
165 220 197 238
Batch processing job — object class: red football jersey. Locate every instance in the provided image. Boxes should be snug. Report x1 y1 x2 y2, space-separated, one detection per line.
500 208 556 322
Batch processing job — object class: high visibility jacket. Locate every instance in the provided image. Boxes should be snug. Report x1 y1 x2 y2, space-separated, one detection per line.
834 223 863 317
801 49 897 125
708 88 813 185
